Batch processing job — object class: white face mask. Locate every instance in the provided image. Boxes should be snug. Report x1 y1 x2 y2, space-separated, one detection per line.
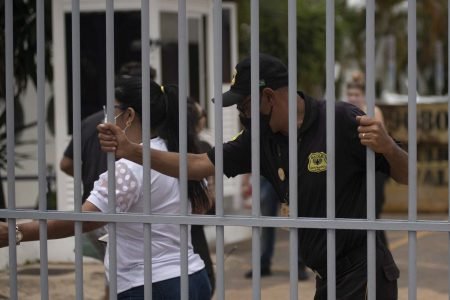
113 111 125 124
115 111 131 133
103 105 126 125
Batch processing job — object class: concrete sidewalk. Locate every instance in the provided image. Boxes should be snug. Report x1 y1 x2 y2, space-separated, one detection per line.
215 224 449 299
0 214 448 299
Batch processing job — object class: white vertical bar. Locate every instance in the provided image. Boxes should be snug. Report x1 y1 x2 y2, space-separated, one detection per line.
178 0 189 299
71 0 84 298
106 0 117 298
141 0 152 299
213 0 225 299
365 0 376 299
408 1 417 299
5 0 18 298
36 0 49 298
288 0 298 299
448 2 450 299
250 0 261 299
198 19 206 109
326 0 336 299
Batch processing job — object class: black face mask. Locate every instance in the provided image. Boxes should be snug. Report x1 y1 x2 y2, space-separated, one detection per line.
259 107 273 135
238 107 273 135
239 114 251 129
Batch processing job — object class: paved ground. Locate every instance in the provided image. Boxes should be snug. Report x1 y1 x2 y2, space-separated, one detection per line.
218 223 450 300
0 213 449 299
0 262 106 300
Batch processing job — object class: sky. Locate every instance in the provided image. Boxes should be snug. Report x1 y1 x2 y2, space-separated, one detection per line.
347 0 365 9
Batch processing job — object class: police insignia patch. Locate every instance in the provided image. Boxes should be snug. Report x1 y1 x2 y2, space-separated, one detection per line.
307 152 327 172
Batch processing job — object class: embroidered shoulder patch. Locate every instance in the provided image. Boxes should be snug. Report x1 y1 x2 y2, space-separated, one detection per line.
307 152 327 173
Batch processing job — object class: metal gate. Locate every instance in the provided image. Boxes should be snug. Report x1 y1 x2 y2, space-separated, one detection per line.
2 0 450 300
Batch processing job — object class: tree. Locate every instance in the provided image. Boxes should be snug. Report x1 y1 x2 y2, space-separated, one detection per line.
237 0 449 97
237 0 348 98
0 0 53 214
340 0 448 96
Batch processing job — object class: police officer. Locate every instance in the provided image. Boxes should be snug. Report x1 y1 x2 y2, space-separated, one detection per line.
98 54 408 299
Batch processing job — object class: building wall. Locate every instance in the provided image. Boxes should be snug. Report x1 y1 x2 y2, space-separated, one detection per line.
381 103 448 213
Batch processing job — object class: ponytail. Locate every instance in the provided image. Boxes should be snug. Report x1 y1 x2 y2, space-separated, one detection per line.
152 83 210 214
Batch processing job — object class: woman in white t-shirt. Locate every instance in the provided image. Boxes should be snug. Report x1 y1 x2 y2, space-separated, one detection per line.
0 77 212 299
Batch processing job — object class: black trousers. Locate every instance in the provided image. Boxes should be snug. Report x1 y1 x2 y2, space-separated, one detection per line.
314 242 399 300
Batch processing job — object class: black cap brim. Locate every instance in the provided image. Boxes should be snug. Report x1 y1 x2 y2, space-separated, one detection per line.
211 90 246 107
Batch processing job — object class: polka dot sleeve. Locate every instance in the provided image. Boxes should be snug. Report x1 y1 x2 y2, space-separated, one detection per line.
88 161 141 213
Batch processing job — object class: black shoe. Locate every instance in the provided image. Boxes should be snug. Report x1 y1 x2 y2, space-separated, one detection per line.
244 267 272 279
298 265 309 281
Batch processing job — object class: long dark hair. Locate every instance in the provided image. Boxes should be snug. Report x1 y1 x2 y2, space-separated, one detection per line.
115 76 210 213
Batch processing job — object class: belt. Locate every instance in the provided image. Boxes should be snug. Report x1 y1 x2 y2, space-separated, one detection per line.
312 246 367 280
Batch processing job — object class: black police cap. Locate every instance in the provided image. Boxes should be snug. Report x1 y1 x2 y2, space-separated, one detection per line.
214 54 289 107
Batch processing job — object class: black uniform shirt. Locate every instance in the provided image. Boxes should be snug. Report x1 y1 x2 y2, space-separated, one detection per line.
207 92 391 272
64 111 108 203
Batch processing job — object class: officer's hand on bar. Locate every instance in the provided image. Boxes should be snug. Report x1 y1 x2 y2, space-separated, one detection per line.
97 123 132 159
0 222 8 247
356 115 395 154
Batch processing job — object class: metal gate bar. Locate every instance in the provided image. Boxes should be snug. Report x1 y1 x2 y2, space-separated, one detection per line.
4 209 450 230
365 0 376 299
448 3 450 299
37 0 49 298
250 1 262 299
70 0 84 299
5 0 18 298
326 0 336 299
408 1 418 300
140 0 153 299
288 0 299 298
105 0 118 298
212 1 225 300
177 0 190 299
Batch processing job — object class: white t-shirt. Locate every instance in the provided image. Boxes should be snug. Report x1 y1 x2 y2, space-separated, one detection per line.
88 137 205 293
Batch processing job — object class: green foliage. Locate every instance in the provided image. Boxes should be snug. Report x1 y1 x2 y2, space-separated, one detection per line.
0 0 53 209
237 0 449 96
416 1 448 94
0 0 53 171
0 0 53 99
336 0 448 95
237 0 348 97
0 105 37 170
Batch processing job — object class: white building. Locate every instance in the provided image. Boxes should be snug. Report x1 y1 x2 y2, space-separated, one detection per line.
1 0 244 268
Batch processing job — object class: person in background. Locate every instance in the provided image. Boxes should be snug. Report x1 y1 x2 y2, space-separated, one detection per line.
60 109 109 298
60 62 156 203
2 77 212 300
60 63 157 299
345 71 389 246
346 71 384 123
241 174 309 280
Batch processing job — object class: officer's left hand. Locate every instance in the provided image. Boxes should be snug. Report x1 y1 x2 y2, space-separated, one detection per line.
356 115 395 154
